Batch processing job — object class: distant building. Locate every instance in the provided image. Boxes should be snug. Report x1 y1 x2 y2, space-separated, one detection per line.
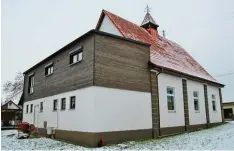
1 100 22 128
21 9 224 147
223 102 234 120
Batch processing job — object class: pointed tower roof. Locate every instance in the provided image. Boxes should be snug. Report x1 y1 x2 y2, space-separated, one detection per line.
141 5 159 29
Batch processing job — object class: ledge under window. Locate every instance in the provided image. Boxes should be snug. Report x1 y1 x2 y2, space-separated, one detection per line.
168 110 176 113
45 72 54 77
69 60 82 66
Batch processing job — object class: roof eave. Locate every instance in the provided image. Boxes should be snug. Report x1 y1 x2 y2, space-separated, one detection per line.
149 61 225 88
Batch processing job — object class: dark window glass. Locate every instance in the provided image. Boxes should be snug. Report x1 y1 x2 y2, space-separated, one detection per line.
61 98 66 110
194 99 199 111
30 104 33 113
40 102 43 112
70 96 76 109
28 75 34 94
167 96 175 110
53 99 58 110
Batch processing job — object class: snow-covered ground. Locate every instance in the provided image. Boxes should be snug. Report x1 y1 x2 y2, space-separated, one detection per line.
1 121 234 150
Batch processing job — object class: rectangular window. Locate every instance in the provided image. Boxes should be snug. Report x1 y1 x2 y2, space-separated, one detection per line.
26 105 29 113
61 98 66 110
30 104 33 113
45 64 54 76
40 102 43 112
70 96 76 109
193 91 199 111
53 99 58 111
28 74 34 94
69 49 83 65
212 94 216 111
167 87 175 111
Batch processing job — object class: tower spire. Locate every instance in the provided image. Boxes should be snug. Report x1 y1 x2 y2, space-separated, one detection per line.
141 5 159 39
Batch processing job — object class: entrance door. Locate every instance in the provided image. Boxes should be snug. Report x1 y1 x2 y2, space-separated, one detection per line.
33 105 39 127
224 108 233 119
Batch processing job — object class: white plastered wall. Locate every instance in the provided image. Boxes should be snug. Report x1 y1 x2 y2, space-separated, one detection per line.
158 73 185 128
187 80 207 125
23 86 152 132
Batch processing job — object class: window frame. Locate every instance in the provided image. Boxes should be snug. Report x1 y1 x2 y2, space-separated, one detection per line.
61 98 66 110
69 46 83 65
70 96 76 109
40 102 43 112
30 104 33 113
28 74 35 94
166 86 175 111
212 94 216 111
193 91 199 112
53 99 58 111
45 63 54 76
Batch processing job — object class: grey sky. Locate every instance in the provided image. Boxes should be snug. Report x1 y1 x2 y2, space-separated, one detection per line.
2 0 234 102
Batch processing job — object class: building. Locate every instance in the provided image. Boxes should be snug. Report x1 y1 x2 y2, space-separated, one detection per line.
223 102 234 120
22 9 224 147
1 100 22 128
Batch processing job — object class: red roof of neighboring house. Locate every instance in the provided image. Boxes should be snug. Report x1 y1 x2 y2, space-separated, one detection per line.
96 10 219 84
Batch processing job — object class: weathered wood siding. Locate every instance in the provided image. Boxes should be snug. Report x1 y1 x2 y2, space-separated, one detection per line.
94 34 151 92
23 35 95 102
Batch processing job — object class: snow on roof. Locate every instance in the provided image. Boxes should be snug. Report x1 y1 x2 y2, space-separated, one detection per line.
99 10 218 83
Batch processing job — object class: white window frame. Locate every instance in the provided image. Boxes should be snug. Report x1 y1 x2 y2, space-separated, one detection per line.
45 63 54 76
69 46 83 65
167 86 175 112
193 91 199 112
212 94 216 111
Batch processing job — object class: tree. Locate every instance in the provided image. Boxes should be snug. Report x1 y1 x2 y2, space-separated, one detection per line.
3 72 24 102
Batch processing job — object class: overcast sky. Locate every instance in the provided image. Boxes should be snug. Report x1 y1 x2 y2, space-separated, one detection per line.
2 0 234 102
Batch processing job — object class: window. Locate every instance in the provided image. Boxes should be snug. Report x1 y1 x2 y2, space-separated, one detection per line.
53 99 58 111
9 102 12 106
40 102 43 112
212 95 216 111
69 49 83 65
26 105 29 113
167 87 175 111
61 98 66 110
45 64 54 76
193 91 199 111
30 104 33 113
28 74 35 94
70 96 76 109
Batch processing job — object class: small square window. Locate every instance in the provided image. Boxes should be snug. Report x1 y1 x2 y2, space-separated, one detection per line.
70 96 76 109
45 64 54 76
70 49 83 65
40 102 43 112
61 98 66 110
53 99 58 111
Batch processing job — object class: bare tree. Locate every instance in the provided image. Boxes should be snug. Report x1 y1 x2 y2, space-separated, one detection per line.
3 72 24 102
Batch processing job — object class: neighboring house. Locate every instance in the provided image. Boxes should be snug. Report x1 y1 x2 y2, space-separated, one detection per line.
22 10 224 147
223 102 234 120
1 100 22 127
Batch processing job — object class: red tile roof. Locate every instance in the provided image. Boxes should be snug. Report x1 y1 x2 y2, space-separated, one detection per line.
97 10 218 83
